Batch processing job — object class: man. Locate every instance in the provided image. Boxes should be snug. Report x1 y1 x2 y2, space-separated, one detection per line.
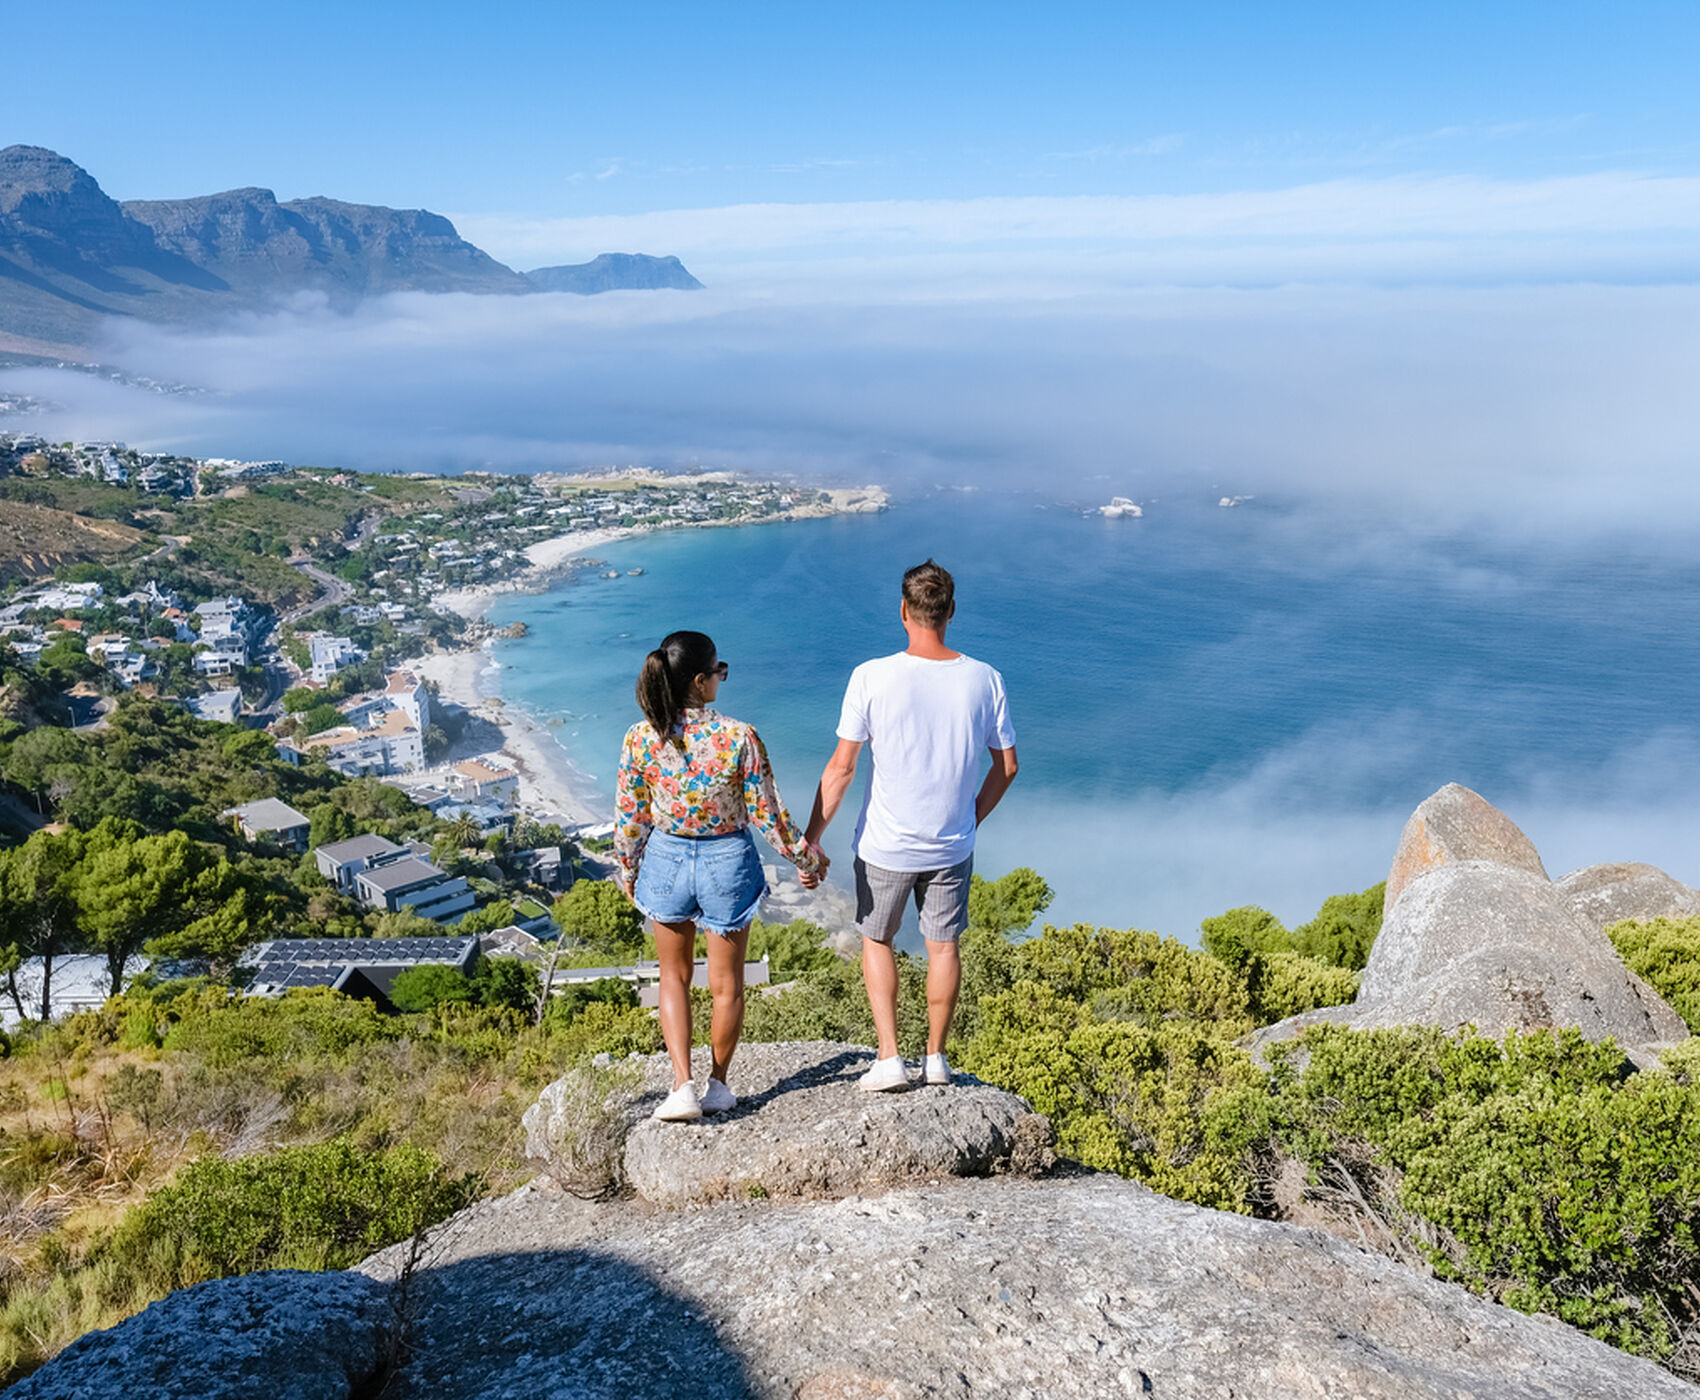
804 559 1018 1090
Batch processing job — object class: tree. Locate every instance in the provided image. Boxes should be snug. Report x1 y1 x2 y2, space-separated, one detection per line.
445 813 482 850
302 703 344 736
388 964 475 1012
4 726 88 814
967 867 1054 937
471 956 540 1013
456 899 516 935
309 802 357 849
146 885 267 975
282 688 322 714
369 909 443 938
745 917 838 976
73 822 240 996
552 880 643 959
0 827 88 1018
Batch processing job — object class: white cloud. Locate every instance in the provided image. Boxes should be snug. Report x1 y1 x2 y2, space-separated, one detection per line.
450 171 1700 274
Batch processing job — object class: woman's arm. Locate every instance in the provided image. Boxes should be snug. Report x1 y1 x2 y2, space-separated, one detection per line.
741 726 824 882
613 727 655 891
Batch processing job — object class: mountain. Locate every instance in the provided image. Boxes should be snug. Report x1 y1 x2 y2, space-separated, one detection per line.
0 146 702 353
524 253 703 294
123 188 527 299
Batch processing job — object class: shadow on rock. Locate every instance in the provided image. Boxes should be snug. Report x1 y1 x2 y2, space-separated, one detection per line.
380 1248 754 1400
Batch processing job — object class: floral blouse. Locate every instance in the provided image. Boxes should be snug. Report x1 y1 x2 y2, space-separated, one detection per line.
615 706 821 885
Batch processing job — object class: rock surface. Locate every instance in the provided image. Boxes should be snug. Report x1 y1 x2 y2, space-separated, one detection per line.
352 1172 1697 1400
1557 861 1700 932
525 1041 1054 1205
1253 786 1689 1060
1384 782 1548 912
3 1269 391 1400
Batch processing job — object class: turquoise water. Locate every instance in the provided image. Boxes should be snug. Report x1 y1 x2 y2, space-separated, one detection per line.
486 492 1700 940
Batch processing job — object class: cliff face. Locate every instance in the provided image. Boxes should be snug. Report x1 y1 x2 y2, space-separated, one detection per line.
123 189 527 299
0 146 700 350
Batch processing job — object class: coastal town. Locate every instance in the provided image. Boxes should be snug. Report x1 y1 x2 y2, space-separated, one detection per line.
0 430 883 995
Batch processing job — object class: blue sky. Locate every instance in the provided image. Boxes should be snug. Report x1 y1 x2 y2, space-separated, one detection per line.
6 0 1697 217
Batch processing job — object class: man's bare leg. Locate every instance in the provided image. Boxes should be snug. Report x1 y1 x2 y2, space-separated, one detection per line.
924 937 960 1056
862 936 901 1060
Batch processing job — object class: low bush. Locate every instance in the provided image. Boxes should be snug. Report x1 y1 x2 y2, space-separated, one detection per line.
1607 916 1700 1033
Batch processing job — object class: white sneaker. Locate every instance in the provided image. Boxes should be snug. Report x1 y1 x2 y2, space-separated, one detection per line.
858 1055 909 1092
923 1053 952 1085
701 1078 737 1113
653 1083 702 1121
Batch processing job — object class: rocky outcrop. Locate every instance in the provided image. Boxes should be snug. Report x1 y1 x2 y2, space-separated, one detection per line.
524 1040 1054 1205
1253 784 1690 1061
3 1270 391 1400
524 253 703 294
1384 782 1548 912
348 1172 1699 1399
1557 861 1700 932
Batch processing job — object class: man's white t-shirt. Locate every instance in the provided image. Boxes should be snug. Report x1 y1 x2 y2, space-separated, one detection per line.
836 650 1016 872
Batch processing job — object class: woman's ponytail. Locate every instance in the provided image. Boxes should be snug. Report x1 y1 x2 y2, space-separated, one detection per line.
635 630 717 748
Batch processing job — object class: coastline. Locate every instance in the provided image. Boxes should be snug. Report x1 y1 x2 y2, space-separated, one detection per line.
417 489 887 836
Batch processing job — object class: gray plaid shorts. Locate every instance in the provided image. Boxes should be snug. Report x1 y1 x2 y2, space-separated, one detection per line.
853 855 974 945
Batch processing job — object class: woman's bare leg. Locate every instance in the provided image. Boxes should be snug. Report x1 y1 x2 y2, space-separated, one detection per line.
652 918 698 1089
705 925 750 1084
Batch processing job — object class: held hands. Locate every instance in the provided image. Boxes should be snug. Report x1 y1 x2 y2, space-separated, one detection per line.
798 840 831 889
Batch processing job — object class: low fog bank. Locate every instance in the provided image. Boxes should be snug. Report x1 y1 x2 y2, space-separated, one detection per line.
4 277 1698 542
978 729 1700 942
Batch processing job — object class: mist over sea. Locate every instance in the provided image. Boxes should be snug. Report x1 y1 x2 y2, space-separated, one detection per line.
481 490 1700 944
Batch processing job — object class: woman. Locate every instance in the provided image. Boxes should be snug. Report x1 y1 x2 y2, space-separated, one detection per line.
615 630 826 1121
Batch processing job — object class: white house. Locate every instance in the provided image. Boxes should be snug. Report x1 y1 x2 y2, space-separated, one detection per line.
188 689 242 724
309 635 363 683
449 756 519 807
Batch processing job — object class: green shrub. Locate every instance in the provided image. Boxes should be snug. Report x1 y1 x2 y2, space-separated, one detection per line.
107 1136 474 1281
161 987 402 1065
1263 1025 1700 1360
1607 916 1700 1033
957 979 1263 1211
388 965 475 1013
1243 950 1359 1026
1018 923 1251 1034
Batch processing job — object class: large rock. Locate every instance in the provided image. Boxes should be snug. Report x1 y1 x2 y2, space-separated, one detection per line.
524 1041 1054 1205
1384 782 1548 912
3 1270 391 1400
1556 861 1700 932
355 1173 1698 1399
1253 786 1689 1061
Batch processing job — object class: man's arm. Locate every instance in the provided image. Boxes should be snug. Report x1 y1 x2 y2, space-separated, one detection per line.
805 738 862 846
975 745 1019 826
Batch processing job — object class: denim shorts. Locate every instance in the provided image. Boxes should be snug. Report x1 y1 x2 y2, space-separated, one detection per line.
632 829 769 937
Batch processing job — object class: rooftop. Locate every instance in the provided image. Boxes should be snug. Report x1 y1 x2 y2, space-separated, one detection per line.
316 834 405 863
354 857 451 893
454 757 518 782
222 797 310 831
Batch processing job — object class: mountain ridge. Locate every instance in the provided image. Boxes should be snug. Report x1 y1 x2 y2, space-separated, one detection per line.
0 146 701 352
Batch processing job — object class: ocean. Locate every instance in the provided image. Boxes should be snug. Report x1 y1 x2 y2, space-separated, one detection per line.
483 491 1700 944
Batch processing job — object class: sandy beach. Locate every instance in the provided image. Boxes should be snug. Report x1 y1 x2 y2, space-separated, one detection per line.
431 526 639 622
414 643 604 829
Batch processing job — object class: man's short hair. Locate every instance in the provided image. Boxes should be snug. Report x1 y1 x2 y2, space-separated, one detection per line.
902 559 955 628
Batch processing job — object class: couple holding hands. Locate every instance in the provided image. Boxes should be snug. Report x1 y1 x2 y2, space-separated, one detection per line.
613 560 1019 1121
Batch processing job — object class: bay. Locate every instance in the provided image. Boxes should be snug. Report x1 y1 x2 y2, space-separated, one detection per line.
484 491 1700 942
